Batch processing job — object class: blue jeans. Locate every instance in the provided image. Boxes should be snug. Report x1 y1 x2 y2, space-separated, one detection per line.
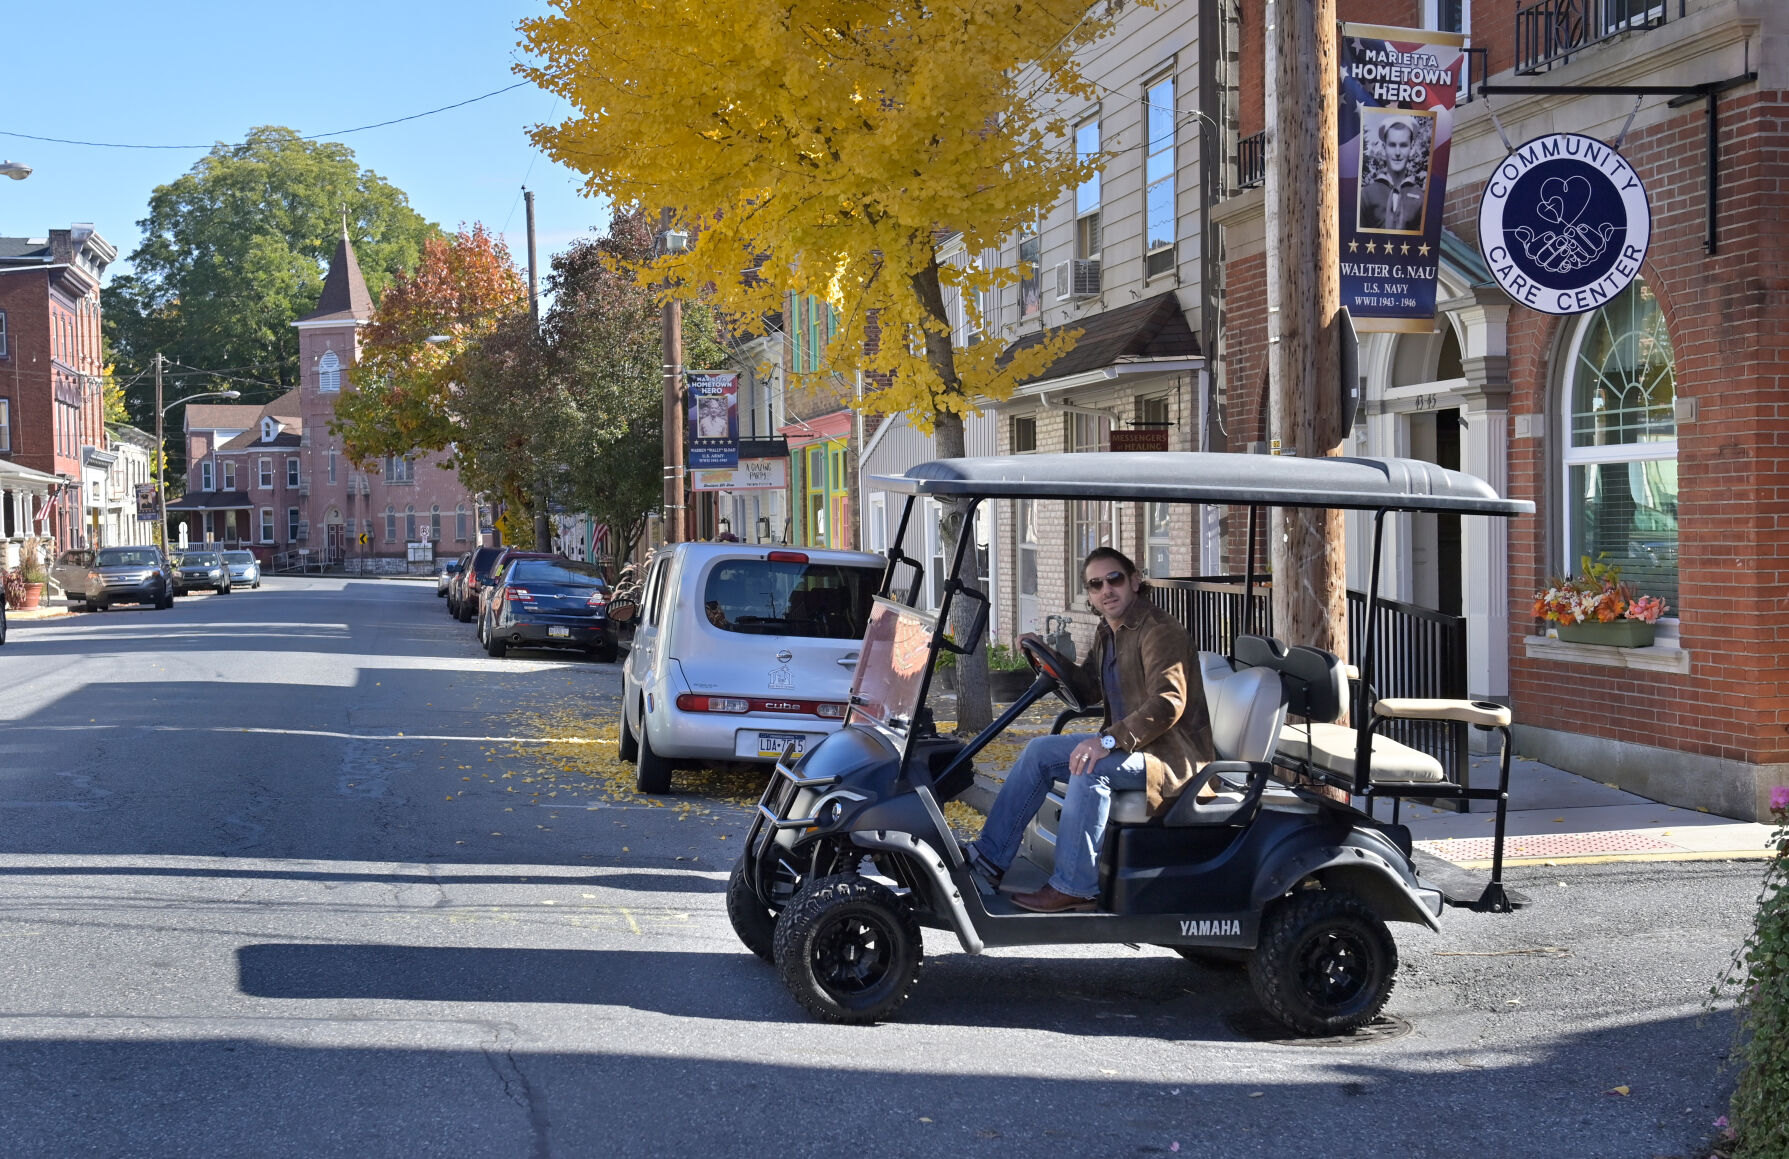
967 733 1148 899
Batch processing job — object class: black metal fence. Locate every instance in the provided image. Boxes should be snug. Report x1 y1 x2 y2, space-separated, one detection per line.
1515 0 1675 75
1237 132 1267 191
1149 577 1471 793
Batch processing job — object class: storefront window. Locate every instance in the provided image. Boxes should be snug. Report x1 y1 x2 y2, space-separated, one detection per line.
1562 279 1678 612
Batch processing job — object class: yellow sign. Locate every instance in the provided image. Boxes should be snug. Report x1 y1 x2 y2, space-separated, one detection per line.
358 532 370 546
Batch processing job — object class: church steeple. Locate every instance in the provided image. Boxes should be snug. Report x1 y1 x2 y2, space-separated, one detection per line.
299 221 374 323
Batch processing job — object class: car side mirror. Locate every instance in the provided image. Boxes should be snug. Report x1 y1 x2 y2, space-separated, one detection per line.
608 599 639 624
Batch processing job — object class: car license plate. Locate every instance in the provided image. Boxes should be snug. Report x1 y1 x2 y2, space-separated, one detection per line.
548 626 570 638
757 732 806 758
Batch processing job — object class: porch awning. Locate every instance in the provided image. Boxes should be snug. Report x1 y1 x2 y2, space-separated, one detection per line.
997 290 1204 391
0 459 66 493
166 490 256 512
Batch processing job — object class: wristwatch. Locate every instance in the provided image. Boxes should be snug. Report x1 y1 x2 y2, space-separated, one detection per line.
1099 733 1118 751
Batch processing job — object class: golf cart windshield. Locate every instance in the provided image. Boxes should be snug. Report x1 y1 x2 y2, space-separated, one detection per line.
847 598 937 732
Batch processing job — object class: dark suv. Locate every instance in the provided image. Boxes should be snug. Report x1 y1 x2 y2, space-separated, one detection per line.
82 546 176 611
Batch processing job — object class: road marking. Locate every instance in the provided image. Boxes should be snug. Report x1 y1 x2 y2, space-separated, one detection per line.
0 723 612 745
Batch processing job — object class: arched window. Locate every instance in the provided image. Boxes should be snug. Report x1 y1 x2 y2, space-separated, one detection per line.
1560 279 1678 611
318 350 341 393
429 504 441 543
455 503 468 542
384 504 397 543
404 504 417 543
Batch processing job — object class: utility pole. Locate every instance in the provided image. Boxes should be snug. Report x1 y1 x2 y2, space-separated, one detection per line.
524 189 551 552
659 208 685 545
153 352 167 553
1264 0 1347 662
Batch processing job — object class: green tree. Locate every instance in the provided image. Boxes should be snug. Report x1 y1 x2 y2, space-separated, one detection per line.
103 126 438 471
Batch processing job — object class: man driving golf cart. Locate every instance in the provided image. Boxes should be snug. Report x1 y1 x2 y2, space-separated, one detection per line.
968 546 1215 912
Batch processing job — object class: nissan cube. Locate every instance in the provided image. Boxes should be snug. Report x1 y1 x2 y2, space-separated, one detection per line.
618 542 885 793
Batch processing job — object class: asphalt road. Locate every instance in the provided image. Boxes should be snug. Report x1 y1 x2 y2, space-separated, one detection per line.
0 577 1757 1158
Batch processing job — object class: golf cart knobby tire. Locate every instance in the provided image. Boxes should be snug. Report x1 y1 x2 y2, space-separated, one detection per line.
726 855 778 963
773 873 923 1025
617 704 639 763
634 727 673 794
1249 890 1397 1037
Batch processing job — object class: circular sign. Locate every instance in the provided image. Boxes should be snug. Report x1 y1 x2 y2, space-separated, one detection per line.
1478 133 1650 316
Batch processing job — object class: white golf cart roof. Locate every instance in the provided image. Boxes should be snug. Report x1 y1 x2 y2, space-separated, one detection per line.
872 452 1532 516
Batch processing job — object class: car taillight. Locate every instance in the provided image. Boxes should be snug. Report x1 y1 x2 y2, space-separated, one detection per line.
586 591 607 607
505 588 531 601
676 694 750 714
816 703 847 719
767 550 809 564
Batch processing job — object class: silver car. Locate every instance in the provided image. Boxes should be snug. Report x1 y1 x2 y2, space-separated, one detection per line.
223 550 262 589
619 543 885 793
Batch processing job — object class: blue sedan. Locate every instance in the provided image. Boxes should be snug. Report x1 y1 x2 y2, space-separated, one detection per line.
223 550 262 589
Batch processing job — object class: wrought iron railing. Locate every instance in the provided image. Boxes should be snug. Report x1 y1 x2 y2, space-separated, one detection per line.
1515 0 1675 75
1237 131 1267 191
1149 577 1471 793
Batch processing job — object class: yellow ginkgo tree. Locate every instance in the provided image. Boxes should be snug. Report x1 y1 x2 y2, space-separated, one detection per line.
521 0 1123 730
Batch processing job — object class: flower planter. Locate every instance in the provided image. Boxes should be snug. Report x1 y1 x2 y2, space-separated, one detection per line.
18 583 43 611
1555 619 1656 648
990 669 1035 702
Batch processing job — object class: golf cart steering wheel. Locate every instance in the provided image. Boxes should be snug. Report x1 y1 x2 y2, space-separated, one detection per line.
1019 637 1099 713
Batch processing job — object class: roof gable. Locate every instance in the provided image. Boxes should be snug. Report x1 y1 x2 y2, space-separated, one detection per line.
996 291 1202 387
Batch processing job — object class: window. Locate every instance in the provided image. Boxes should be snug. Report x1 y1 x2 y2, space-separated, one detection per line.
430 504 441 543
1011 415 1038 454
0 310 8 357
384 505 397 542
1075 115 1102 259
1136 396 1174 575
867 493 888 554
405 505 417 542
327 448 337 485
224 460 236 490
1561 279 1678 612
805 444 828 545
317 349 341 393
287 458 300 488
1068 412 1112 584
259 508 274 543
0 398 9 453
455 503 469 542
1144 72 1177 279
1017 222 1042 321
258 458 272 489
287 508 301 542
384 455 413 484
201 461 214 492
701 557 879 639
261 417 277 443
791 294 838 375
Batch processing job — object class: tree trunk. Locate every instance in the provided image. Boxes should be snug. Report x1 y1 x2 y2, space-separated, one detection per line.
910 255 992 735
1265 0 1347 666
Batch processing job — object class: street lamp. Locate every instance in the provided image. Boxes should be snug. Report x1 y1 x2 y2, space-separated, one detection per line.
151 352 239 552
0 161 31 181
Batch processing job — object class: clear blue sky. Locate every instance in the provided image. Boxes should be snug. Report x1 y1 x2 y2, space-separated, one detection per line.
2 0 600 279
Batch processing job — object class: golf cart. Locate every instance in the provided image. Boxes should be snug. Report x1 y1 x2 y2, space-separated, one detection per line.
729 452 1532 1036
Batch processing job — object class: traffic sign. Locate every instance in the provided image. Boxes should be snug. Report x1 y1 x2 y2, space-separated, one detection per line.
357 532 370 546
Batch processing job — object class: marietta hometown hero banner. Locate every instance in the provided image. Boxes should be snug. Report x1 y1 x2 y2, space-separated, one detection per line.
686 370 740 469
1339 23 1465 334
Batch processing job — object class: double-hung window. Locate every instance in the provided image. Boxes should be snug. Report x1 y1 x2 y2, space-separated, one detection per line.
201 461 214 492
1144 72 1177 279
0 398 9 453
223 461 236 491
259 508 274 543
258 458 272 489
1075 115 1102 260
1067 413 1112 585
287 458 300 488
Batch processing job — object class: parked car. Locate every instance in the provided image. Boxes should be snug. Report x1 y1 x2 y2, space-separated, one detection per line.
617 543 885 793
50 549 95 602
173 549 232 595
437 557 462 597
80 546 176 611
473 548 557 628
223 551 262 589
478 557 617 661
0 597 7 644
451 546 506 622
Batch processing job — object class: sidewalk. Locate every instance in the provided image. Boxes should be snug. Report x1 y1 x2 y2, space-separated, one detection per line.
6 597 75 621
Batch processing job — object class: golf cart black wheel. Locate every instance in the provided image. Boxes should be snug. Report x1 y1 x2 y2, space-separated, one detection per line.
727 855 778 963
773 873 923 1025
617 703 639 763
1249 890 1397 1037
634 727 673 794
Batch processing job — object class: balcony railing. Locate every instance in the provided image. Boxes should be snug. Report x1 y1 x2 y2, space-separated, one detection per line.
1515 0 1675 75
1237 131 1266 191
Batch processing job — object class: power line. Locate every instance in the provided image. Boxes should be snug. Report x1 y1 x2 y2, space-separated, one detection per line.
0 80 535 151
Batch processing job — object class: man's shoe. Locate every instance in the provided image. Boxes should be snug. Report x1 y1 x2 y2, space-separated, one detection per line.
965 845 1004 887
1010 884 1096 913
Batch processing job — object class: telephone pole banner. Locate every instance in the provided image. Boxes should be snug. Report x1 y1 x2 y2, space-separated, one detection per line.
1338 23 1465 334
686 370 740 469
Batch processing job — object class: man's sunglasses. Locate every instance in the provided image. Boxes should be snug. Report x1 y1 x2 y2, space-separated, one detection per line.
1084 570 1128 592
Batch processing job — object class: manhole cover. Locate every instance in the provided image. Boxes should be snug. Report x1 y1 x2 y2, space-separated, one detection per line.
1226 1010 1412 1047
1417 831 1677 861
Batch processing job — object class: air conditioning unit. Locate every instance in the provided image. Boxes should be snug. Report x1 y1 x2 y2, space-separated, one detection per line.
298 482 310 497
296 521 310 542
1054 259 1101 301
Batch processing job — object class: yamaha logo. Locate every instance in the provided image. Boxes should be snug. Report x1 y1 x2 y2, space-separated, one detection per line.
1478 133 1650 316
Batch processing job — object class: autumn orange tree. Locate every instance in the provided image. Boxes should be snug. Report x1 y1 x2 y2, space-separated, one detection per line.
521 0 1121 730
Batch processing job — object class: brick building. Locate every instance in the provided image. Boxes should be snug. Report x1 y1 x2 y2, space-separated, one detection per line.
170 228 477 568
0 226 118 551
1218 0 1787 818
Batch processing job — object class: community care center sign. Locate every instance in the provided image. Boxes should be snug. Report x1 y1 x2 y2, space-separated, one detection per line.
1338 23 1465 334
1477 133 1650 316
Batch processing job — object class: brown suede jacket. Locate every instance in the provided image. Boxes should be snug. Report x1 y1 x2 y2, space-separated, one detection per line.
1075 596 1216 817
